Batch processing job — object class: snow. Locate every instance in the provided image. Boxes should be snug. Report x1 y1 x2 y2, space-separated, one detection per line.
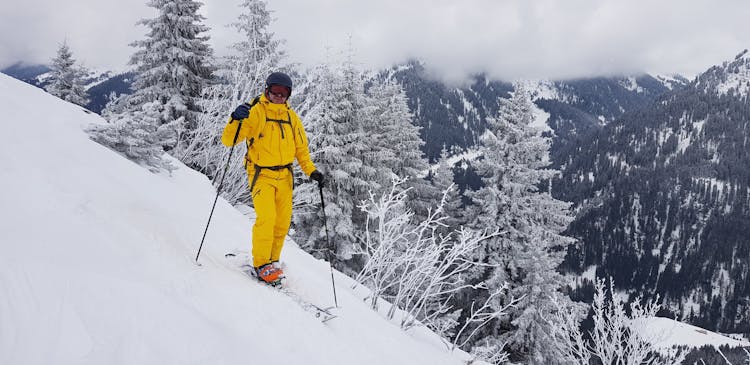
568 265 597 290
633 317 750 350
715 51 750 98
715 72 750 98
581 265 597 282
654 74 682 90
425 148 481 177
705 50 750 98
529 102 553 134
0 73 474 365
619 77 644 93
518 79 560 101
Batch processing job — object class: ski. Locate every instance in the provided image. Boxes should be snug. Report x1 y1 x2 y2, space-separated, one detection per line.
225 253 337 322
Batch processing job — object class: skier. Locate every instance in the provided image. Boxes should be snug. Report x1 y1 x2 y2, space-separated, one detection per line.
222 72 324 285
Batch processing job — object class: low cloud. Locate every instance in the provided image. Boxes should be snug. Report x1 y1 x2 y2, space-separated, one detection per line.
2 0 749 83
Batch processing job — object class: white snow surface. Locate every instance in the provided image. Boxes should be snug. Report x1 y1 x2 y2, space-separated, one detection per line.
654 74 686 90
619 77 644 93
0 73 473 365
720 50 750 97
633 317 750 350
715 66 750 98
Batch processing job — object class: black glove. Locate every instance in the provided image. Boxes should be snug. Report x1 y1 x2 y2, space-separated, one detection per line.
231 103 250 120
310 170 324 186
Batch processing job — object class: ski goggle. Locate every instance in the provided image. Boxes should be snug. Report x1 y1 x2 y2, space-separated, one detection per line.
268 85 290 98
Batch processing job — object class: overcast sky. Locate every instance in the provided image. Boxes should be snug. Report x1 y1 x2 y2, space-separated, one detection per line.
2 0 749 83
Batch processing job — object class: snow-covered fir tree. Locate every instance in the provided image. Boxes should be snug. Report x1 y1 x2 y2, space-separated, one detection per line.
465 84 576 364
221 0 287 102
130 0 214 152
46 42 90 107
365 78 437 223
88 101 177 172
179 0 287 203
431 146 463 233
292 57 375 268
93 0 214 172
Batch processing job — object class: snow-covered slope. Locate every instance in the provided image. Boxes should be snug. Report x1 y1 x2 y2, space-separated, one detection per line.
696 49 750 98
0 73 471 365
634 317 750 350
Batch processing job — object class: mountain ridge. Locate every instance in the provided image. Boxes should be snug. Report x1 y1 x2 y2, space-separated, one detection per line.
557 50 750 333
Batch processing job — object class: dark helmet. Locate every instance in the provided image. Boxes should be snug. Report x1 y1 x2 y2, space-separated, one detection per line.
266 72 293 96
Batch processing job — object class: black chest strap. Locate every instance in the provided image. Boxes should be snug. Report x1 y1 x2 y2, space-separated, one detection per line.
266 111 292 138
244 110 294 169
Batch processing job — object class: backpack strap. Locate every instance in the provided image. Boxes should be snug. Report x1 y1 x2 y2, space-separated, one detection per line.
265 112 293 139
244 95 263 168
244 95 262 147
243 97 296 171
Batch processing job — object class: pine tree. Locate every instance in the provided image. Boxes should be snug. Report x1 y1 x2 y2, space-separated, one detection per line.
467 84 576 364
88 101 176 172
127 0 215 153
221 0 287 102
46 42 90 107
365 78 436 223
432 146 463 233
292 58 375 267
92 0 214 173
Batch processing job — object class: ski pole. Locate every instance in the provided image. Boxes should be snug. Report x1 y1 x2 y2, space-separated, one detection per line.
195 120 243 264
318 182 339 308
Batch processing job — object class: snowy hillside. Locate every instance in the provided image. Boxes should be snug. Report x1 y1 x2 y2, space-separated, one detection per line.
697 49 750 98
634 317 750 350
0 73 473 364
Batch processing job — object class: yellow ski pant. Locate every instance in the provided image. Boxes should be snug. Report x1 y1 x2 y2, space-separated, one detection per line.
250 172 293 268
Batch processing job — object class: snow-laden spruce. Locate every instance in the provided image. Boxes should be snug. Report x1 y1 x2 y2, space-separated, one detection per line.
292 57 435 268
46 42 90 107
363 78 438 224
464 84 578 364
89 0 214 171
431 146 463 234
293 57 379 262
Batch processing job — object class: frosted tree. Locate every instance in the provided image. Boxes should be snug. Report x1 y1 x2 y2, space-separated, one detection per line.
466 84 575 364
46 42 90 107
179 0 287 203
127 0 214 153
353 179 515 365
354 179 502 326
223 0 287 101
547 278 687 365
292 57 374 267
431 146 463 233
93 0 214 173
88 101 176 172
295 53 433 270
364 78 437 223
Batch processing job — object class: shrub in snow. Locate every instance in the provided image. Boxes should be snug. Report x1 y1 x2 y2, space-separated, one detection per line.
546 277 687 365
353 179 516 364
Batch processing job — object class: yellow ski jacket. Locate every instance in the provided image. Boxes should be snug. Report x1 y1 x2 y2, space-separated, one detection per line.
221 95 317 179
